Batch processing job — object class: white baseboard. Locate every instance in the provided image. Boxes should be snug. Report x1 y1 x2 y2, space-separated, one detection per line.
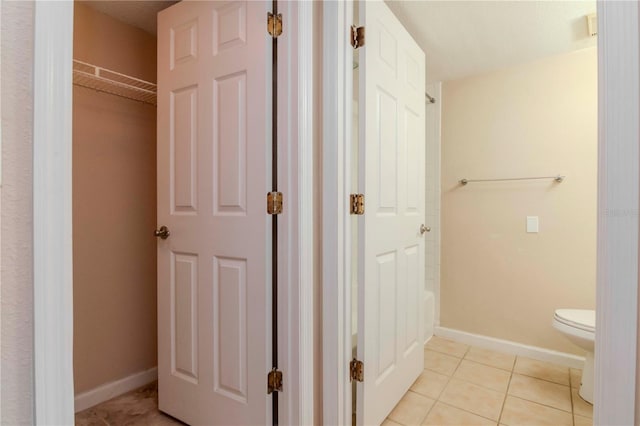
435 327 585 369
74 367 158 413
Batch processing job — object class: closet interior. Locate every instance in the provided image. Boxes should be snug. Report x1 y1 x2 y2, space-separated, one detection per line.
72 1 170 417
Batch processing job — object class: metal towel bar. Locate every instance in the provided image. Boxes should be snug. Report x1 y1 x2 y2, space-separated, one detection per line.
459 175 565 185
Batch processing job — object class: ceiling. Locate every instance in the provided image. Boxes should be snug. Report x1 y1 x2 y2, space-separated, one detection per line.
85 0 597 82
84 0 177 35
385 1 597 82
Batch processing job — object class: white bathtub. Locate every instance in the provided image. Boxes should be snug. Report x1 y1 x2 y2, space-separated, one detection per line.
424 290 435 343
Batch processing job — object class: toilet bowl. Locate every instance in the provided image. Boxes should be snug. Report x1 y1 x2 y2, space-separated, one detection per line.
552 309 595 404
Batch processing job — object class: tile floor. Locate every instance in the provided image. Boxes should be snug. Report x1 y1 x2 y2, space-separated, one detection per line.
75 381 183 426
77 337 591 426
384 336 593 426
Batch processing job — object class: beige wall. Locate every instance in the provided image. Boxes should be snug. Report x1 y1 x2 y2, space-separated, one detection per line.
440 48 597 354
1 2 36 423
73 3 157 394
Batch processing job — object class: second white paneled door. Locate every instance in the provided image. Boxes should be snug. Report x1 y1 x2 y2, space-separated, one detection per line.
157 1 270 424
357 0 426 424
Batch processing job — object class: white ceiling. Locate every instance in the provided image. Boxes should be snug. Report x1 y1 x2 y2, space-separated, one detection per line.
84 0 597 82
84 0 177 35
385 1 597 82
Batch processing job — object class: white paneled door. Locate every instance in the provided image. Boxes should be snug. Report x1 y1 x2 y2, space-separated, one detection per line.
157 1 269 424
357 1 426 424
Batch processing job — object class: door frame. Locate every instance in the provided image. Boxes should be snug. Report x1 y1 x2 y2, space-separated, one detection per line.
322 1 640 425
31 1 315 424
321 1 354 424
33 1 75 424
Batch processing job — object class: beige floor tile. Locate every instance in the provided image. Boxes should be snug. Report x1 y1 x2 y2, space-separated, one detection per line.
464 347 516 371
438 378 505 421
507 374 571 412
499 395 572 426
425 336 470 358
382 419 403 426
574 414 593 426
424 349 461 376
513 357 570 385
571 388 593 418
411 369 450 399
453 359 511 393
570 368 583 389
388 391 435 425
422 402 496 426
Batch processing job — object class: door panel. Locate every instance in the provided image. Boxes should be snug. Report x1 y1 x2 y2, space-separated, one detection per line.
157 2 269 424
172 252 199 382
214 74 247 214
171 86 198 214
357 1 426 424
213 256 248 401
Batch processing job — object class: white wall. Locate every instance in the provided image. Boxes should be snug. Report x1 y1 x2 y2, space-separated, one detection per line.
313 5 324 424
1 2 35 423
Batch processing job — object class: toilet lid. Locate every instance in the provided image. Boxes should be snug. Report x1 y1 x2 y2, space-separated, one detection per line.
554 309 595 333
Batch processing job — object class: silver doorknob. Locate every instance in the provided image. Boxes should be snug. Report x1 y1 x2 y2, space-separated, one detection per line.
154 225 170 239
420 224 431 235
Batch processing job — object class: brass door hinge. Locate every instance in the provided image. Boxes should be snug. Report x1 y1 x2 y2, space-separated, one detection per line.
350 194 365 215
351 26 365 49
350 358 364 382
268 12 283 38
267 192 283 215
267 368 283 394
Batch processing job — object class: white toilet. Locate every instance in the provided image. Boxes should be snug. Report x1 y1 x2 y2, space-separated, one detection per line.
552 309 595 404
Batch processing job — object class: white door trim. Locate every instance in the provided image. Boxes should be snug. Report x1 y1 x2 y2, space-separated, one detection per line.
32 1 75 424
322 1 640 424
295 1 316 424
594 1 639 424
322 2 354 425
32 1 315 424
275 1 315 423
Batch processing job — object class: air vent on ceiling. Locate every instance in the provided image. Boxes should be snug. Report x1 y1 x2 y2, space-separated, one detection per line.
587 13 597 37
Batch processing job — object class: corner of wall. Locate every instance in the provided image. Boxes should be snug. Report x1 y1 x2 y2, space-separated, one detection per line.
425 81 442 330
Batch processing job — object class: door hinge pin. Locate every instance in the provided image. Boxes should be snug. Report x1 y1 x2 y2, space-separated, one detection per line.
267 192 283 215
267 368 283 394
350 358 364 382
350 193 365 215
351 25 365 49
268 12 283 38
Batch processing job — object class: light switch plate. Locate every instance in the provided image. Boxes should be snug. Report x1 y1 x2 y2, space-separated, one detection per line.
527 216 539 233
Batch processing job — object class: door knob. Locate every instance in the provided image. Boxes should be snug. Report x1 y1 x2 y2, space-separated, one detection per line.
420 224 431 235
154 225 170 239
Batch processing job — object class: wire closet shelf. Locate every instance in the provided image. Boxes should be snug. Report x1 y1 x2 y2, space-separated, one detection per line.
73 60 157 106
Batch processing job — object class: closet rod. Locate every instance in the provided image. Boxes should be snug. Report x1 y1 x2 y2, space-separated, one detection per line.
72 59 157 106
459 175 565 185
